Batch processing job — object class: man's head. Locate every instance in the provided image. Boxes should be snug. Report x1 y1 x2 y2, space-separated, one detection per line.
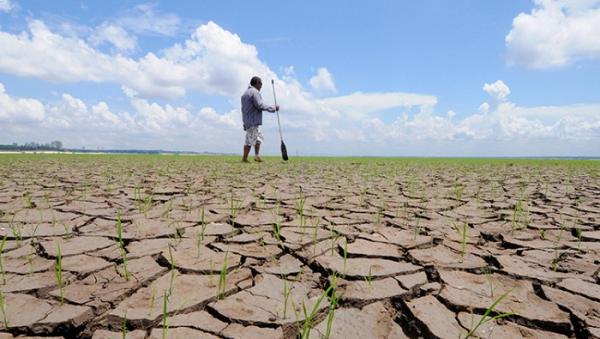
250 76 262 91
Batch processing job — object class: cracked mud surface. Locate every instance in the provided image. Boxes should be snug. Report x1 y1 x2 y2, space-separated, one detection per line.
0 155 598 338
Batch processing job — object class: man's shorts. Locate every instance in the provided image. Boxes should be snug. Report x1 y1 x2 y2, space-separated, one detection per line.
245 126 264 146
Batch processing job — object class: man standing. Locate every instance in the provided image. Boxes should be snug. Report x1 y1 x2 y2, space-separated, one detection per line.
241 76 279 162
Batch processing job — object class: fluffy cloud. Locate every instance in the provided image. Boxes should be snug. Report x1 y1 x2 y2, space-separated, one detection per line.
116 4 182 36
0 20 275 99
309 67 337 93
483 80 511 101
0 0 13 12
89 23 137 52
506 0 600 68
0 83 45 123
318 92 437 120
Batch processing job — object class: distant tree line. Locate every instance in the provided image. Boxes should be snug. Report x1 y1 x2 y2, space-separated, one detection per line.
0 141 63 151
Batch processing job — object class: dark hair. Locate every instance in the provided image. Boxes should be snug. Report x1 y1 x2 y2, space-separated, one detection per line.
250 76 262 86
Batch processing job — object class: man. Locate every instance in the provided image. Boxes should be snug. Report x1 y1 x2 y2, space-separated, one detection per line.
241 76 280 162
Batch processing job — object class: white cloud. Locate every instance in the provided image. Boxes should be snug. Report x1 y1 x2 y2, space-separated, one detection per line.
0 0 13 12
89 23 137 53
506 0 600 68
116 4 181 36
0 83 45 123
318 91 437 119
309 67 337 93
483 80 511 101
0 20 276 99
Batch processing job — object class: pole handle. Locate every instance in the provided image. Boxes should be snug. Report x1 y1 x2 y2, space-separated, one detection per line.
271 79 283 141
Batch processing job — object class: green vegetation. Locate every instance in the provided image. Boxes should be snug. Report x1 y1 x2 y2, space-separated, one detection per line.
0 235 7 284
116 210 130 281
55 243 64 305
461 289 515 339
217 252 229 299
0 290 8 327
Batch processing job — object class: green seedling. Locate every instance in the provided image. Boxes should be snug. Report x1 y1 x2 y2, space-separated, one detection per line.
0 290 8 328
295 190 306 227
461 289 515 339
8 219 22 246
365 265 373 292
282 278 291 318
228 193 242 220
217 252 229 299
121 310 127 339
483 267 494 298
454 182 464 201
161 290 169 339
148 287 156 316
574 221 583 252
167 246 176 296
24 192 33 209
209 259 215 286
300 284 334 339
116 210 130 281
342 238 348 277
325 276 341 339
273 221 282 242
0 235 6 284
552 221 565 271
453 221 468 262
413 213 421 240
55 243 64 305
198 205 207 242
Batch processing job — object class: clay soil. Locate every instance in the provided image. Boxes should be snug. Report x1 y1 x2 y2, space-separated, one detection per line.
0 154 598 339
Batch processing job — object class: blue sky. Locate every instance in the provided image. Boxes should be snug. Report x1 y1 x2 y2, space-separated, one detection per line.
0 0 599 156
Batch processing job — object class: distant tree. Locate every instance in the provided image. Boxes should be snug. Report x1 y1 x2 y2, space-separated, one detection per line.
50 140 63 150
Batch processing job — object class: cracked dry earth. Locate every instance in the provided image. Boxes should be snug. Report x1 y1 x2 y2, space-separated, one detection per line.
0 155 598 339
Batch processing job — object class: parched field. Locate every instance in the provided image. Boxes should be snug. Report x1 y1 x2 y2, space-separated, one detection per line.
0 154 598 339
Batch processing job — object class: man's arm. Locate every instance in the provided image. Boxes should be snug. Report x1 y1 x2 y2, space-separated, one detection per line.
252 90 276 112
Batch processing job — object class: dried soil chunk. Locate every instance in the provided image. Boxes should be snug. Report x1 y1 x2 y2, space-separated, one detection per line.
212 241 281 260
541 285 600 328
40 236 114 257
221 323 284 339
61 254 112 274
409 245 487 270
149 327 220 339
48 256 165 306
1 270 74 294
162 240 241 273
456 312 568 339
183 223 235 237
557 278 600 302
344 238 402 258
210 273 328 326
582 230 600 241
314 302 406 338
394 271 428 289
340 277 408 301
262 254 304 276
361 227 432 249
126 238 176 259
316 255 421 279
110 268 252 325
234 210 278 226
168 311 228 333
496 254 571 282
405 295 463 339
438 270 571 331
0 293 52 329
92 329 147 339
34 303 94 333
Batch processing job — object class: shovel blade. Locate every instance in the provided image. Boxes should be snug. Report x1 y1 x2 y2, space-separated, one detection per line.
281 141 289 161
